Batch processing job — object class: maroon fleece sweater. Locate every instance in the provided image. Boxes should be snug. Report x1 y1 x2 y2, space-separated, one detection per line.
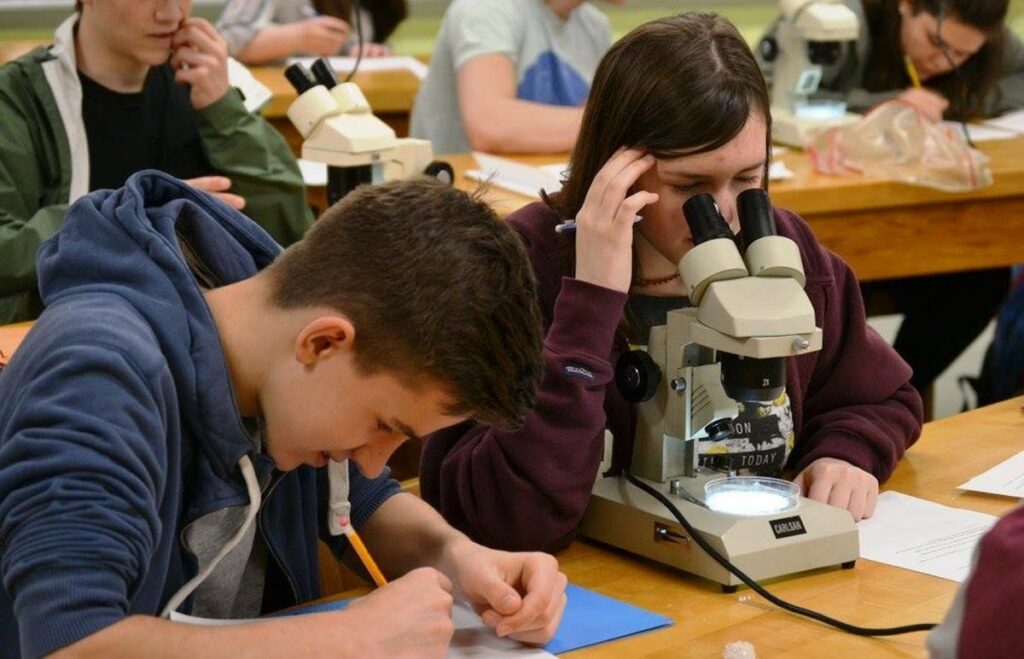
421 201 923 553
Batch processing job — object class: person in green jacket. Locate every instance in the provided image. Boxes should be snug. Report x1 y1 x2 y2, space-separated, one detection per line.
0 0 313 324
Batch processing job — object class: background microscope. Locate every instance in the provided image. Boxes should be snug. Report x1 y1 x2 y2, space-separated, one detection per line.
284 58 452 204
759 0 862 147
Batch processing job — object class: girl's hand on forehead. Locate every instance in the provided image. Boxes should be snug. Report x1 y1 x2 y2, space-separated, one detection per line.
572 148 660 293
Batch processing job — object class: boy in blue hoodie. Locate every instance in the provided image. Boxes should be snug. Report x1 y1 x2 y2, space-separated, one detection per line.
0 172 564 657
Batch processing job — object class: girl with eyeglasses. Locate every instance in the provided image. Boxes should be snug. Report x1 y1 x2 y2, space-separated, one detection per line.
760 1 1023 409
759 0 1023 122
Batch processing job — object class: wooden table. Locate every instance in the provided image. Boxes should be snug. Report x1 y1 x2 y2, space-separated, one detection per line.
0 321 31 360
252 64 421 153
443 138 1024 283
557 398 1024 658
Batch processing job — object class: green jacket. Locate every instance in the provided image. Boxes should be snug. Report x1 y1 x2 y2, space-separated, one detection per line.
0 15 313 324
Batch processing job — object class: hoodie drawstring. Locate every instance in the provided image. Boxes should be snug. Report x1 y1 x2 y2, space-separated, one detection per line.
161 454 262 618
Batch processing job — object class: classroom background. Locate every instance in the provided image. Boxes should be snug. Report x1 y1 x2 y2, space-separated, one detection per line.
3 0 1024 420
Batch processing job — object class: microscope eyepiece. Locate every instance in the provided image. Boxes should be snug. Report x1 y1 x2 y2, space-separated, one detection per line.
737 188 777 249
682 194 733 245
310 58 339 89
284 63 318 94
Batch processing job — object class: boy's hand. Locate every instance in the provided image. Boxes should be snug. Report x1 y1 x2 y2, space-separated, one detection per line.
171 18 231 110
441 537 567 645
574 148 659 293
793 457 879 521
296 15 351 56
183 175 246 210
341 567 455 658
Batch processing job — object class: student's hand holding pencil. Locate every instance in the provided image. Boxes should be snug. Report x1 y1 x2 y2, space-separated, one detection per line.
898 88 949 123
341 566 456 658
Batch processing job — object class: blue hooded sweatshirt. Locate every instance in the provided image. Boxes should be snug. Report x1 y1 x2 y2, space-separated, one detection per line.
0 171 400 658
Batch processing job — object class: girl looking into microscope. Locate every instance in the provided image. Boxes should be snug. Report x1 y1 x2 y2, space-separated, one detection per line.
419 11 923 554
217 0 408 64
759 0 1024 410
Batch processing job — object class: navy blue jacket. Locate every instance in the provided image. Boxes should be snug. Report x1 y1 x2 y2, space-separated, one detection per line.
0 171 399 658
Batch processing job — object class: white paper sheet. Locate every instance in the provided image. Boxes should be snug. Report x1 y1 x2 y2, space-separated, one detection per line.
958 450 1024 498
465 153 565 198
857 491 997 582
941 121 1018 142
298 158 328 186
981 109 1024 135
227 58 272 113
172 602 554 658
286 56 429 79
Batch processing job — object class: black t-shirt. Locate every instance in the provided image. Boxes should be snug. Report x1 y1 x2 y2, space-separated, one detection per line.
79 64 211 191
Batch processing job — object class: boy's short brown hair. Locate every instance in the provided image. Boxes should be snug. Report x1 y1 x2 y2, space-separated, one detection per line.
267 177 543 430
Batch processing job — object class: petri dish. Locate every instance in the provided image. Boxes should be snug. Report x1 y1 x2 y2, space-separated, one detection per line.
704 476 800 517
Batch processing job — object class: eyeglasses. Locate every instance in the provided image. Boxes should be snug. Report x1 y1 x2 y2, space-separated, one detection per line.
931 3 975 145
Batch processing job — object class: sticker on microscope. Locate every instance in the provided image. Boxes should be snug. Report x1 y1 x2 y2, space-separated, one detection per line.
770 515 807 539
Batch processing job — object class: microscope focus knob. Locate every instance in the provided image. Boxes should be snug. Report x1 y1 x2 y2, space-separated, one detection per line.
705 418 735 443
615 350 662 403
758 36 779 63
423 160 455 186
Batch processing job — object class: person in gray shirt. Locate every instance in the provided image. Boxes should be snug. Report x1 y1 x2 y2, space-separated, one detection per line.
411 0 620 155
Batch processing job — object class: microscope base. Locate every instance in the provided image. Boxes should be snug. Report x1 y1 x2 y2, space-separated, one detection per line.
771 107 860 149
578 475 859 589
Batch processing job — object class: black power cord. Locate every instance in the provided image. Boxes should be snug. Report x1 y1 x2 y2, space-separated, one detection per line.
344 0 364 82
624 471 938 637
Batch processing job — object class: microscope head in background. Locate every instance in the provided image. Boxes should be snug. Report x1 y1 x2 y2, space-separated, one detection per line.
760 0 862 146
283 59 453 205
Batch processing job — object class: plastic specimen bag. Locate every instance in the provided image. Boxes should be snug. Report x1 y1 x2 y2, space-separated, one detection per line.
807 100 992 193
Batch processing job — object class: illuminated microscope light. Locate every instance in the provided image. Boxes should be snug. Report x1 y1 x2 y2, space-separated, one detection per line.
704 476 800 516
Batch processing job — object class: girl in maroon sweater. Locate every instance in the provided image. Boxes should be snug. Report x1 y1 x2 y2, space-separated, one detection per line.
421 12 923 553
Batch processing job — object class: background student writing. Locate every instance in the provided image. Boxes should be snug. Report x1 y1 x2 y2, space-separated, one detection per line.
217 0 408 64
420 12 923 554
762 0 1024 407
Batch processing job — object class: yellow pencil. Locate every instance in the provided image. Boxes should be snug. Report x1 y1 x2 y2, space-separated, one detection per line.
904 55 922 88
343 522 388 587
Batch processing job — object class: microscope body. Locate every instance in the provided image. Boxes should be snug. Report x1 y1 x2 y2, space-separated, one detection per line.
578 191 858 590
766 0 862 147
285 62 447 205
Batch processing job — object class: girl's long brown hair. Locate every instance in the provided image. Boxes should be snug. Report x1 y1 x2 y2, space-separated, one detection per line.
553 12 772 223
313 0 408 43
548 12 772 341
861 0 1009 119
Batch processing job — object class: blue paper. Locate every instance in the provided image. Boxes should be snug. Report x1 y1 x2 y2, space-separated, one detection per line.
279 583 671 655
543 583 671 654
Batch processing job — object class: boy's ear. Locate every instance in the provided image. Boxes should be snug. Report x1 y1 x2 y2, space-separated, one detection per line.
294 315 356 366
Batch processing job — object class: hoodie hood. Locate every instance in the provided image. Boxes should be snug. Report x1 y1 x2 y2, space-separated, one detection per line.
36 169 283 479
